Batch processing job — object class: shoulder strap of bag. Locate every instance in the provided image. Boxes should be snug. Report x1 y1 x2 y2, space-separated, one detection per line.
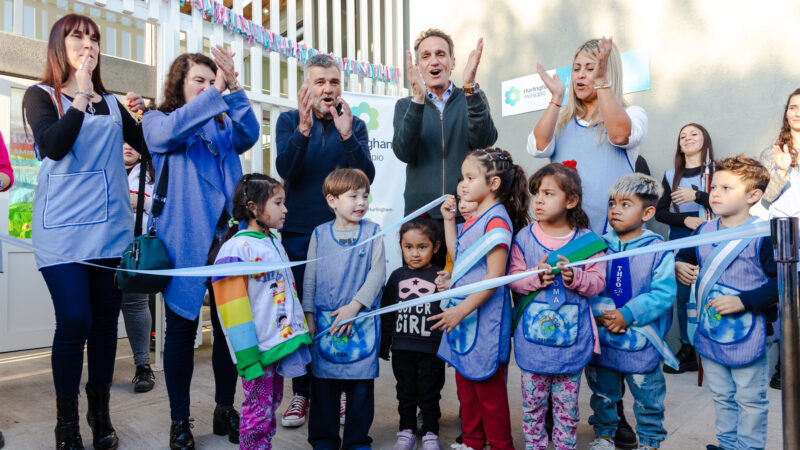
134 157 147 237
149 156 169 224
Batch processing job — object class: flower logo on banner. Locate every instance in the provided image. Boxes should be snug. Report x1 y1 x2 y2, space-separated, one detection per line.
504 86 521 107
351 102 379 131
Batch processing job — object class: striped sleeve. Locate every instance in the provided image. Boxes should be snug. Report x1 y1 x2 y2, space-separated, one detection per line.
212 248 264 380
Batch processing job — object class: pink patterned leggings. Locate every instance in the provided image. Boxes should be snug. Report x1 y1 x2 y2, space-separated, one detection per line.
240 364 284 450
521 371 581 450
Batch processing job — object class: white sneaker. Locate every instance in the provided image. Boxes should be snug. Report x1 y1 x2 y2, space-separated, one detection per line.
589 438 616 450
339 392 346 425
449 444 474 450
393 430 417 450
280 394 309 427
421 433 440 450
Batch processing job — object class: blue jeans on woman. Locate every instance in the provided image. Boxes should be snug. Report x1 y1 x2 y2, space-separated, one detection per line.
40 259 122 397
586 364 667 448
163 299 238 421
704 353 770 450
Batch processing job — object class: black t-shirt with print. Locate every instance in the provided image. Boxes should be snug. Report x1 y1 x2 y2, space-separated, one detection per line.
380 264 444 356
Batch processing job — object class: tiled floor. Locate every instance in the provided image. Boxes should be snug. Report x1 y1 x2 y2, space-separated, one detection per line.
0 330 783 449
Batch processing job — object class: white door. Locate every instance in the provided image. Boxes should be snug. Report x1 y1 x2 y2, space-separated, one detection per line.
0 74 56 352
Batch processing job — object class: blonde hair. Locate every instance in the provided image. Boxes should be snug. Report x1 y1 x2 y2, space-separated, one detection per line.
556 39 628 137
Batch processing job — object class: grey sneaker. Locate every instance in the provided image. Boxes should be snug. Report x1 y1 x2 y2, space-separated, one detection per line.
589 438 616 450
393 430 417 450
421 433 440 450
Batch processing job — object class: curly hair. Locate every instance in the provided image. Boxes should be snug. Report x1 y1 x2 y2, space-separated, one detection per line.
157 53 225 127
775 88 800 168
466 148 531 233
529 163 590 230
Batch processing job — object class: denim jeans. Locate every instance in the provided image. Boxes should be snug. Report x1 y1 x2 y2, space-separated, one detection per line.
121 292 152 366
704 353 769 450
40 259 122 397
586 364 667 448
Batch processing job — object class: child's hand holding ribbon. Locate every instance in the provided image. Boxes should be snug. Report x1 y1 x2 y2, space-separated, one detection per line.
537 255 555 286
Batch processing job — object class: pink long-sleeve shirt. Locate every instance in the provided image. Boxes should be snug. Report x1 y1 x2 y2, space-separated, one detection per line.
509 221 606 354
0 131 14 192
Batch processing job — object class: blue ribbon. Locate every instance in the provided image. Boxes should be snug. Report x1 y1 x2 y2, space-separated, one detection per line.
313 220 771 338
0 195 448 277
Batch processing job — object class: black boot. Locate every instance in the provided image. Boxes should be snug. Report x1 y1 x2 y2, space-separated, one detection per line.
0 430 4 449
213 404 240 444
85 384 118 450
664 343 699 374
614 400 637 449
771 360 781 390
55 395 84 450
170 419 195 450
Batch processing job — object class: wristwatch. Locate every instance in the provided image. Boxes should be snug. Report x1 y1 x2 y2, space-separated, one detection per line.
462 83 480 95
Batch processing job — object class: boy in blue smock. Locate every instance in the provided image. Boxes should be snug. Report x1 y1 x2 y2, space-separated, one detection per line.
302 168 385 450
675 156 778 450
586 173 677 450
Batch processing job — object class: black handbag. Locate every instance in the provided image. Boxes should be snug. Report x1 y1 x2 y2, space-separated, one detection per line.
116 153 172 293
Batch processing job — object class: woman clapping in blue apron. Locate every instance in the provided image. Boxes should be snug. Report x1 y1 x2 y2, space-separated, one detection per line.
22 14 146 450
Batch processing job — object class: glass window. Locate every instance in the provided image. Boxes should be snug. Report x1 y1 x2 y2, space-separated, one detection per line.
2 0 13 33
8 87 40 239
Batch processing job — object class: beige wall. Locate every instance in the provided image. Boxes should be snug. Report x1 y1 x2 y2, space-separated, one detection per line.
408 0 800 216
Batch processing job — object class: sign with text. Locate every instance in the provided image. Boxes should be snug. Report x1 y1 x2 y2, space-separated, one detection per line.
343 92 405 273
501 50 651 117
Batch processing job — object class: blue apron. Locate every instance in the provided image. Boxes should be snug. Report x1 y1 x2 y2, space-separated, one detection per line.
551 118 633 236
437 203 512 381
31 85 132 268
512 225 595 375
691 219 768 367
590 236 675 373
311 220 381 379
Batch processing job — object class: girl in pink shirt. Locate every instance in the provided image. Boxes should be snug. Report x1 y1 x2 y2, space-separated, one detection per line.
508 162 605 450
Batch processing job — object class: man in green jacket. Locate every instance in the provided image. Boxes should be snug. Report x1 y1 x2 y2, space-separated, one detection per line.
392 28 498 222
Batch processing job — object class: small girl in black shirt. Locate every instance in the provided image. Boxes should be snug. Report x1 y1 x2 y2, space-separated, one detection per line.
381 217 448 450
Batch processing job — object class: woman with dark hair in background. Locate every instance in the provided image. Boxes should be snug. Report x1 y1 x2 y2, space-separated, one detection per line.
655 123 714 375
22 13 145 449
121 141 156 393
758 88 800 390
143 48 259 449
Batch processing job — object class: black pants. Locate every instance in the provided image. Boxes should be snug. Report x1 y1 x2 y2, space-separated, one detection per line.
308 377 374 450
163 299 238 421
40 259 122 397
392 349 446 435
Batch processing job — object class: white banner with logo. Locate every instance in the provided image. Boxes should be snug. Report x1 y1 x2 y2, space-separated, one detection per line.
343 92 405 273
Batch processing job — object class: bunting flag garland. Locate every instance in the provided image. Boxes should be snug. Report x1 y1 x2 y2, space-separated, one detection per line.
186 0 401 83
